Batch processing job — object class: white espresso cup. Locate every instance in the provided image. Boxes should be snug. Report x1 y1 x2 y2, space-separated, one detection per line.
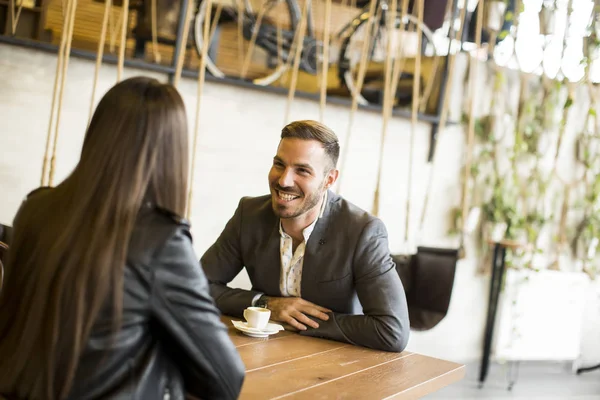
243 306 271 329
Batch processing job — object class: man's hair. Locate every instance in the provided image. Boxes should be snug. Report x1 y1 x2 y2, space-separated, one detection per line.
281 120 340 169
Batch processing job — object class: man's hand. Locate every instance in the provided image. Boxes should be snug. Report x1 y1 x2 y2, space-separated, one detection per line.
266 296 331 331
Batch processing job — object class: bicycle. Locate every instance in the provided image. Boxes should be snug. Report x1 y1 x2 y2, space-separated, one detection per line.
192 0 445 106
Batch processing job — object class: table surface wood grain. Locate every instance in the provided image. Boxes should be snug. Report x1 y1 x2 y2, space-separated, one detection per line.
222 316 465 399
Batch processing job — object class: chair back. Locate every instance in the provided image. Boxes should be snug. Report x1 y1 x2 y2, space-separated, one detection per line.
393 246 458 331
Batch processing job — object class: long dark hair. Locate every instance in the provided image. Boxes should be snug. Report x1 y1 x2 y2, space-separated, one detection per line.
0 77 189 399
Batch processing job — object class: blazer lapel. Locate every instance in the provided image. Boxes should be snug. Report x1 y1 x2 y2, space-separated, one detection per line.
301 190 337 297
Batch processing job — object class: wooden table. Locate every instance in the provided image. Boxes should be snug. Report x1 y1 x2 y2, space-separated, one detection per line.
222 316 465 399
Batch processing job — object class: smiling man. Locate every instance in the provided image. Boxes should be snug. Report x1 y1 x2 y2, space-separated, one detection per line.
201 120 410 352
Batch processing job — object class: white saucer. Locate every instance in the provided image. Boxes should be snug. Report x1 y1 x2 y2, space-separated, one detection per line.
231 320 284 338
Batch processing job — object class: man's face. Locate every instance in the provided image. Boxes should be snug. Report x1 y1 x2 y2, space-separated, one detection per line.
268 138 338 219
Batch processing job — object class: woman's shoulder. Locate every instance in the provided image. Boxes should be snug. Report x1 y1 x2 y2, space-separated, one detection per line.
19 186 52 207
127 203 193 267
8 186 53 227
26 186 52 198
136 202 190 231
149 203 190 228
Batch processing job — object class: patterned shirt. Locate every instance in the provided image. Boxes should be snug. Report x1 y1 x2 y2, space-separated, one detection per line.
278 191 328 297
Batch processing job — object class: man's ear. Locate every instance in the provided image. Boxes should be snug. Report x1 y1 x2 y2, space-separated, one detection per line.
325 169 339 189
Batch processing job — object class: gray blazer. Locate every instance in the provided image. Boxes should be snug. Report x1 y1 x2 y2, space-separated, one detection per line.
201 190 410 352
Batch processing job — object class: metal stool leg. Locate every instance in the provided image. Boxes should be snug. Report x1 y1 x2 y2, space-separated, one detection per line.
479 243 507 388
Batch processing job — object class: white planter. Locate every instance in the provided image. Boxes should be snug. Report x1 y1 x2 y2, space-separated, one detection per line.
575 279 600 369
487 1 507 33
494 269 589 361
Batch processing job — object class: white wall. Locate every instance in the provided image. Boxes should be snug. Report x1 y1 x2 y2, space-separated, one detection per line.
0 43 488 363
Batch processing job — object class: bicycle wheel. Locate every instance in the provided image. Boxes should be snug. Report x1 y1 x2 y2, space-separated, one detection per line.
338 10 439 106
194 0 303 86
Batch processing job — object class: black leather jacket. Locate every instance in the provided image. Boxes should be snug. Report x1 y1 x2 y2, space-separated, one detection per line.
68 204 246 399
3 191 245 400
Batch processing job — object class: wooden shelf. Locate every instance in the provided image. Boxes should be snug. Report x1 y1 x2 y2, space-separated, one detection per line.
0 0 50 40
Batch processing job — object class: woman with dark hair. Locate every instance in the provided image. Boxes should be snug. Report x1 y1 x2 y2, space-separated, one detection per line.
0 77 245 400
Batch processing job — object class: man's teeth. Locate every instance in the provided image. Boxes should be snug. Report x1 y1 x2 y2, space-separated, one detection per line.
278 191 298 201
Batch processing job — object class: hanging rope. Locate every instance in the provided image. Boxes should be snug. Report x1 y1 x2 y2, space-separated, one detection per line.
237 0 245 74
319 0 333 122
88 0 113 126
42 0 73 185
209 4 223 44
552 84 593 265
49 0 79 186
335 0 379 193
276 16 283 68
456 0 484 253
108 7 122 53
372 0 410 215
551 82 576 173
240 2 270 79
431 0 468 155
386 0 411 116
569 90 600 263
186 0 213 219
173 0 195 87
418 0 453 113
548 181 572 270
283 0 311 124
418 50 439 113
371 0 403 216
9 0 25 35
404 0 424 246
41 0 78 187
150 0 161 63
418 0 470 242
557 185 571 244
117 0 130 82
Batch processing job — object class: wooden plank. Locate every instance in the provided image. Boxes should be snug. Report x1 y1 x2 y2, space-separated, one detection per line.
239 334 348 371
281 353 465 399
45 0 136 45
240 346 412 399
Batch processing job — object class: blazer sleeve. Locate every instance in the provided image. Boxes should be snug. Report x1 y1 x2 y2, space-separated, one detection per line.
201 197 264 317
150 227 246 400
300 218 410 352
